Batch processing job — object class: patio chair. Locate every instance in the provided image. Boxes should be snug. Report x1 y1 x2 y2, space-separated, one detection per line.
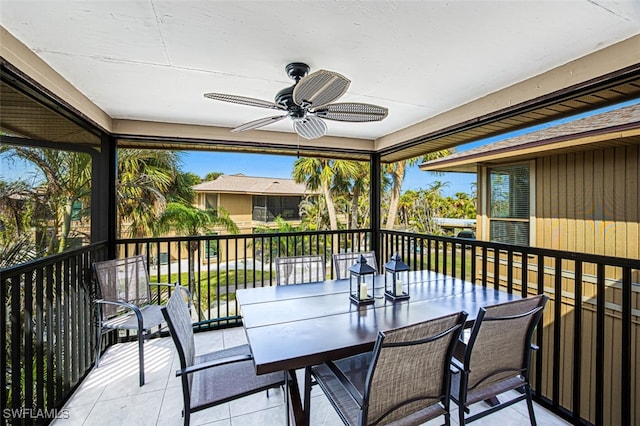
275 254 326 285
450 294 548 425
332 251 378 280
161 286 286 426
311 311 468 426
92 254 185 386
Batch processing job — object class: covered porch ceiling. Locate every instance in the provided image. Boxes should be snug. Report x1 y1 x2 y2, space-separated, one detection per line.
1 1 640 162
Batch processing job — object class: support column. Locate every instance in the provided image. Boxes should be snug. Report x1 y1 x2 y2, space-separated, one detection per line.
370 153 381 263
91 133 117 258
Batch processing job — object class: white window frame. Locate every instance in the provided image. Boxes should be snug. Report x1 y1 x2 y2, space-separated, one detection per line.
486 161 533 246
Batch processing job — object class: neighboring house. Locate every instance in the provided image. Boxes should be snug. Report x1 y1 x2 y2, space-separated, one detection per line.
193 174 313 233
420 103 640 261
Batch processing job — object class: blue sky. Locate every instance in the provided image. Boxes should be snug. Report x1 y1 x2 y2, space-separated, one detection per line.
181 151 476 197
0 148 476 196
182 96 640 196
2 98 638 197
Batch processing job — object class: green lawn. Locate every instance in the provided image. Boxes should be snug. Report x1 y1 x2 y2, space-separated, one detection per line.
157 269 273 309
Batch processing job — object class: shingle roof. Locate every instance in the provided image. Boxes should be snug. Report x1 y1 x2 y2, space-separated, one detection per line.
193 174 312 195
420 103 640 172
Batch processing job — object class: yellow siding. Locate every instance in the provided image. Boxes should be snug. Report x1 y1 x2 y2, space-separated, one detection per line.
218 193 253 228
534 146 640 259
478 145 639 425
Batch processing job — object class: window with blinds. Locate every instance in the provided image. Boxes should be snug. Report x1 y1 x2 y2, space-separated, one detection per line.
489 163 530 246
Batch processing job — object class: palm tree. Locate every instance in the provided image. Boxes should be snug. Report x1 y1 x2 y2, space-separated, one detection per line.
253 216 307 261
347 162 369 229
299 197 330 230
0 180 32 236
383 150 450 230
157 202 238 290
167 172 201 204
292 158 359 230
0 146 92 253
0 233 37 268
204 171 223 182
117 149 179 238
157 202 238 236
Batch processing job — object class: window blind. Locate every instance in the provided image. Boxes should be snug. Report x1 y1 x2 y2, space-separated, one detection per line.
489 163 530 245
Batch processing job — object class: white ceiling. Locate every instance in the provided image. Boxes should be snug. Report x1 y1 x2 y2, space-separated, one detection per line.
1 1 640 141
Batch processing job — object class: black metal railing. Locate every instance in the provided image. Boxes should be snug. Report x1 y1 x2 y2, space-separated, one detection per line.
1 243 108 423
380 230 639 426
115 229 374 330
2 229 638 425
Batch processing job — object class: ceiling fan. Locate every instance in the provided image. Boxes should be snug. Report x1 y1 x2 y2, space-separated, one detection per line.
204 62 388 140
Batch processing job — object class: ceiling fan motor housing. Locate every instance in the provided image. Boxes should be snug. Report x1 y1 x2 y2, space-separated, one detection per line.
275 85 306 118
276 63 312 113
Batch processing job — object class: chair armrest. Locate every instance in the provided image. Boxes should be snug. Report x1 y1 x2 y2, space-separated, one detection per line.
95 299 144 323
96 298 140 311
176 353 253 377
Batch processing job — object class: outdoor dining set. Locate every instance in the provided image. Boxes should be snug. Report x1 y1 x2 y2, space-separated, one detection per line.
92 252 548 426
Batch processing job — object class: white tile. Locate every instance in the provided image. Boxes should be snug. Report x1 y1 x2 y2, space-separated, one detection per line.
194 330 225 353
84 390 165 425
222 327 248 348
189 405 232 426
230 405 286 426
309 394 342 426
63 379 105 408
50 403 94 426
56 329 567 426
228 387 285 417
157 384 231 426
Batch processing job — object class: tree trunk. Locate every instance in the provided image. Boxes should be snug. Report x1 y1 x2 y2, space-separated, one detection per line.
58 200 73 252
350 184 360 229
323 182 339 230
385 161 406 230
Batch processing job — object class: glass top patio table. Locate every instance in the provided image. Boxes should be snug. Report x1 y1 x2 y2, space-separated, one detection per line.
236 270 519 425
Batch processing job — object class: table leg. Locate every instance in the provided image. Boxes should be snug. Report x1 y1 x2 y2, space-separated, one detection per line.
286 369 308 426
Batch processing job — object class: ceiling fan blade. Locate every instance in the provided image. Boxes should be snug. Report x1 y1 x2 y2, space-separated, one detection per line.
293 70 350 109
231 115 287 132
204 93 285 110
293 116 327 140
313 102 389 122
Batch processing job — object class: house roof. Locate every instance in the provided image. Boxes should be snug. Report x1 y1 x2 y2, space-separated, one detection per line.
419 103 640 173
193 174 311 196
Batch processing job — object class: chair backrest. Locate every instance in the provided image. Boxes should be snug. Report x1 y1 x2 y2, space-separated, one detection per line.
363 311 467 425
275 255 326 285
463 295 548 392
333 251 378 280
92 255 152 319
161 286 196 392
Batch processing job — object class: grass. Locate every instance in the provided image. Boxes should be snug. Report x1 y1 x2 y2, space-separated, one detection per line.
408 249 475 280
157 269 273 310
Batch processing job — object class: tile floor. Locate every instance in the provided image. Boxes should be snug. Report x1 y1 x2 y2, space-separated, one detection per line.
53 328 569 425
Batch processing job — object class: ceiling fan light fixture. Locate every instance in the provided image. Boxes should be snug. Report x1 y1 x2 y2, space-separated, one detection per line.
293 116 327 140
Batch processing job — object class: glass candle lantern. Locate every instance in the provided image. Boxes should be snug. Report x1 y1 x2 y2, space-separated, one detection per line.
349 254 376 305
384 253 410 300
